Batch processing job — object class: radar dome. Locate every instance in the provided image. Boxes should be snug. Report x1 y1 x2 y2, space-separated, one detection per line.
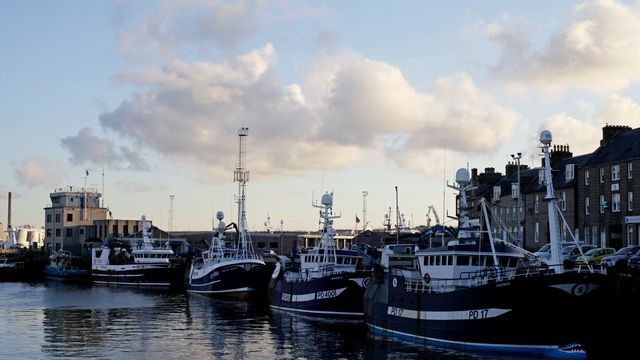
540 130 552 145
216 211 224 220
321 193 333 207
455 168 470 184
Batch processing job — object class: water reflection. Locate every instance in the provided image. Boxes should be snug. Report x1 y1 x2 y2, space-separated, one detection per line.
1 282 521 359
268 309 366 360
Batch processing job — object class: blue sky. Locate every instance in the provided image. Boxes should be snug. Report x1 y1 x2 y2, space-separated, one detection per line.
2 0 640 232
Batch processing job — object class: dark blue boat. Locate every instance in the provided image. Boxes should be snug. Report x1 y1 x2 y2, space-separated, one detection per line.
268 193 370 318
364 130 612 358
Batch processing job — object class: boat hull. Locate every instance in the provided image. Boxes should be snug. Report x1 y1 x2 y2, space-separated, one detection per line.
364 269 612 358
268 270 369 318
92 263 183 288
188 260 267 298
44 266 90 281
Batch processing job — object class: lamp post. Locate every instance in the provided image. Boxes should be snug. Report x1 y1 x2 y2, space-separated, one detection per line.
511 153 522 245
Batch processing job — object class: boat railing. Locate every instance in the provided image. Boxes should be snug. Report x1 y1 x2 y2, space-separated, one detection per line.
399 265 568 294
284 268 370 283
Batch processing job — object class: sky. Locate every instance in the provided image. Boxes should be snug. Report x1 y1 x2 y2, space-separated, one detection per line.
2 0 640 232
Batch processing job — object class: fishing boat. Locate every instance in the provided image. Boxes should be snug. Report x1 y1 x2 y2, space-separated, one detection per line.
91 215 183 288
187 127 266 298
0 256 23 280
364 130 611 358
44 228 89 281
268 192 371 318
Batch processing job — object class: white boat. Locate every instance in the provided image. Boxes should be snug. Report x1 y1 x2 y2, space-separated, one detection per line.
188 127 267 298
91 215 183 288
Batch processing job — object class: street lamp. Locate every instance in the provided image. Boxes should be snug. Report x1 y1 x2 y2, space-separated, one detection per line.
511 153 522 245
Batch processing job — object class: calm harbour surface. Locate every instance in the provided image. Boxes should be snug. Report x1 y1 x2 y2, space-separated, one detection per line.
0 282 510 360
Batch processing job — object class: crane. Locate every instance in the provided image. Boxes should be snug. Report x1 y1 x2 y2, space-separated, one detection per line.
426 205 440 228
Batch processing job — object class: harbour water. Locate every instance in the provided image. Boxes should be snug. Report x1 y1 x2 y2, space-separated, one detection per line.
0 281 500 359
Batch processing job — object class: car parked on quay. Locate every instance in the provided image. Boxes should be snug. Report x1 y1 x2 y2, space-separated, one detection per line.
562 244 596 269
626 252 640 273
574 247 616 267
601 245 640 272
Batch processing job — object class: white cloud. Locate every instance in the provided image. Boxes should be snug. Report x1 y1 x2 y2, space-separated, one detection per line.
95 45 520 181
14 157 66 188
115 0 318 60
115 178 158 192
61 127 150 171
488 0 640 93
540 94 640 154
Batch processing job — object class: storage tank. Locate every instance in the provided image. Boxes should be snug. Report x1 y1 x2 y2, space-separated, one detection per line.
16 227 29 247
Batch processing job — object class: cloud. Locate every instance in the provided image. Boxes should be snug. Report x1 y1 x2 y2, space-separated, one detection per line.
488 0 640 93
14 157 66 188
539 94 640 154
96 45 520 181
115 178 159 192
61 127 150 171
116 0 323 60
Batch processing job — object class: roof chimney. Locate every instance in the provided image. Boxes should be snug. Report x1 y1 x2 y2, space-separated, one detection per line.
601 124 632 145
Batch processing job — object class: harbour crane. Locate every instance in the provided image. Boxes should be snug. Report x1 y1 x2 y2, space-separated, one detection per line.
426 205 440 227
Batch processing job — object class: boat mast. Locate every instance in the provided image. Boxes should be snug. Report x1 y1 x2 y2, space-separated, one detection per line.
540 130 563 273
312 193 340 274
395 186 400 244
234 127 255 259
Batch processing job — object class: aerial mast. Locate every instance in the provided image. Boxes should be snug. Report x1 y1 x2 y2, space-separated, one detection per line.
234 127 255 258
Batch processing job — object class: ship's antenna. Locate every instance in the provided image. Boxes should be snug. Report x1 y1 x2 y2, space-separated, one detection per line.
169 195 175 232
101 168 105 208
234 127 256 259
395 186 400 244
362 190 368 232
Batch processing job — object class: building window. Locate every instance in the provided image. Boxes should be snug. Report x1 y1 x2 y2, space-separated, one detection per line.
257 242 265 249
566 164 575 180
628 192 634 211
511 183 519 199
65 228 72 237
629 163 634 179
612 193 621 212
585 197 590 215
534 195 539 213
601 228 607 247
112 225 118 236
600 195 606 213
534 222 539 243
561 192 566 211
584 227 590 244
270 242 278 249
55 214 60 222
600 168 605 183
55 229 61 237
46 229 52 237
493 186 501 202
612 164 620 181
79 229 84 235
628 225 634 246
585 170 590 186
47 214 52 223
512 207 516 220
66 213 73 222
592 226 598 245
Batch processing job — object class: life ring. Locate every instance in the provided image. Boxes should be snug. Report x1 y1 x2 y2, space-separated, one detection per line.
423 272 431 284
271 262 281 279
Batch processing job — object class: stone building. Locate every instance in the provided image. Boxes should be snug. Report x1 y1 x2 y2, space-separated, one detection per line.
577 126 640 249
